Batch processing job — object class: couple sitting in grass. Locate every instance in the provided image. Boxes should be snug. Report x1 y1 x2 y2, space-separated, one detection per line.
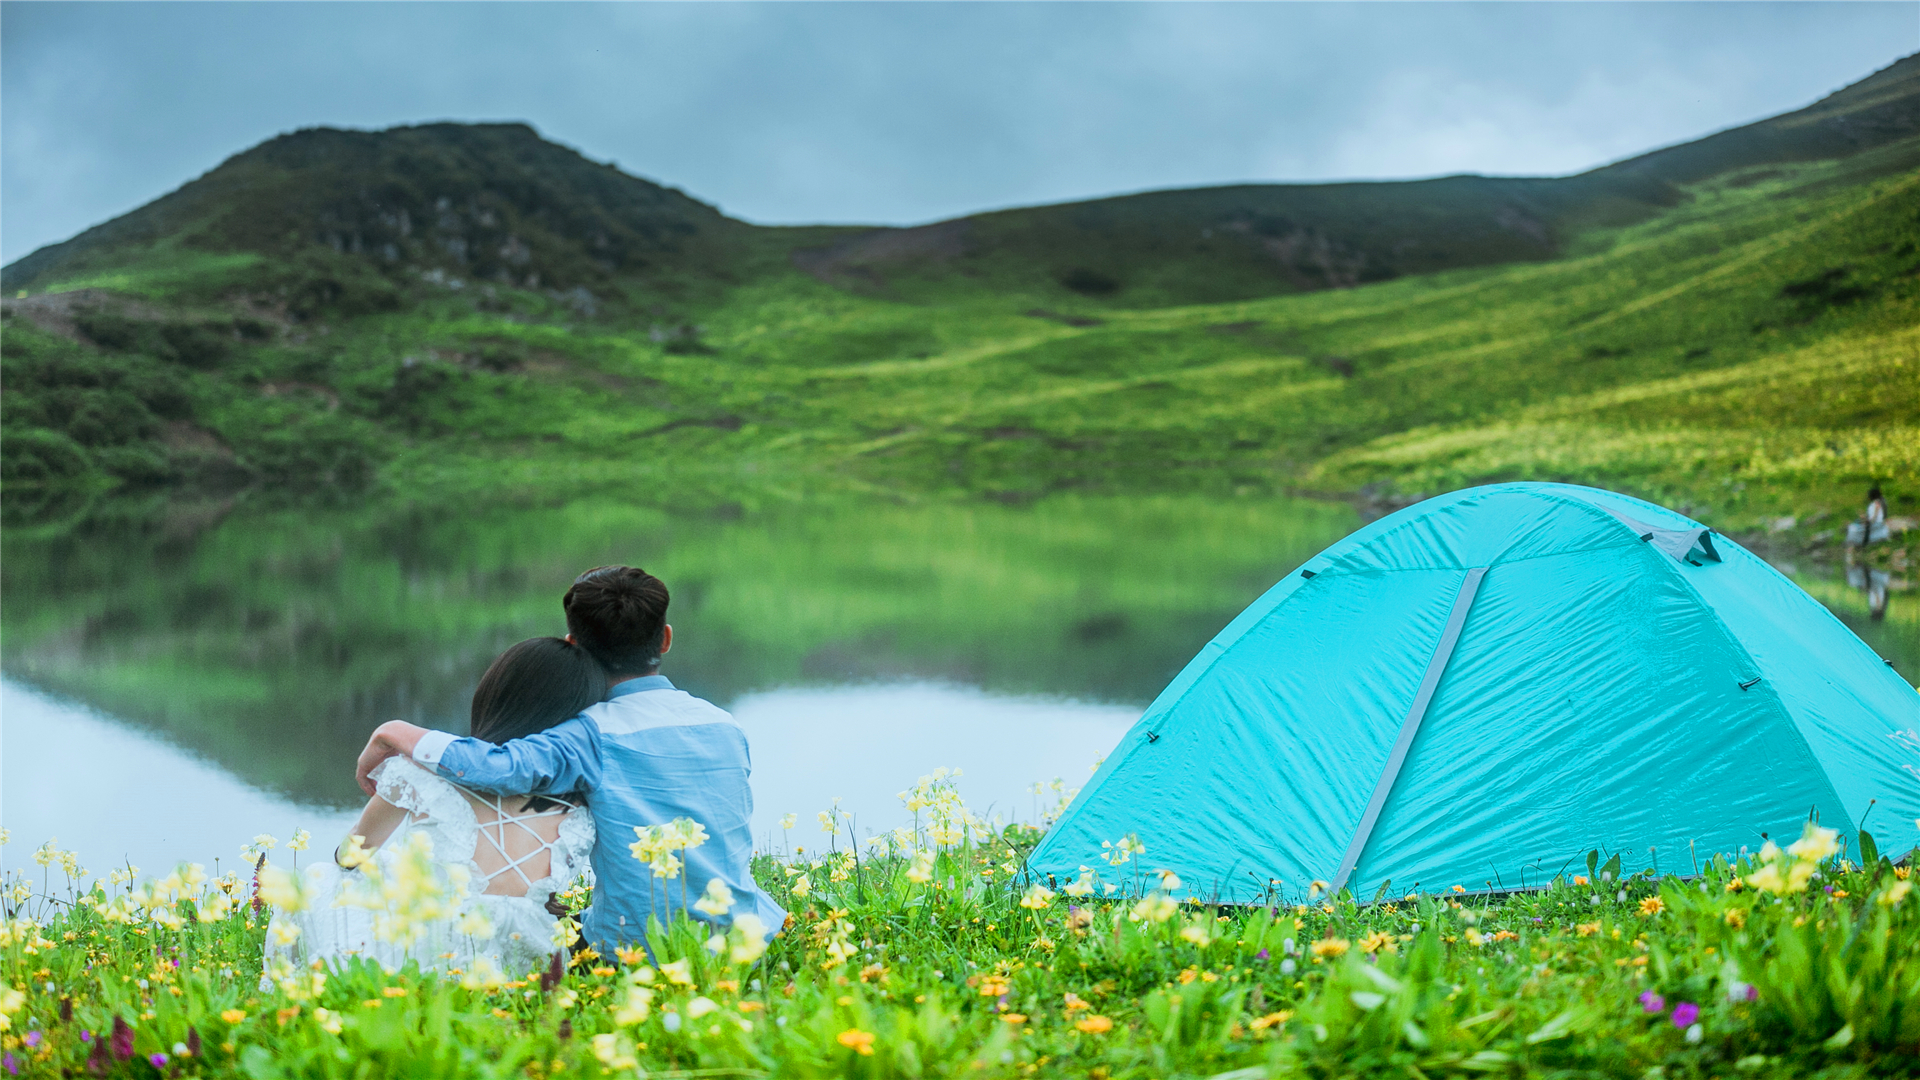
268 566 784 979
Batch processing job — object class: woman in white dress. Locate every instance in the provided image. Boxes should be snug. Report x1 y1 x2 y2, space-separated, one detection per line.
266 637 603 980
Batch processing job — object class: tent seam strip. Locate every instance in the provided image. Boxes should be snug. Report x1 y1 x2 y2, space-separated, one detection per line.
1329 565 1488 897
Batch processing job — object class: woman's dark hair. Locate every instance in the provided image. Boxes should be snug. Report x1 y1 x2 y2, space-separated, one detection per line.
469 637 608 745
1868 486 1884 501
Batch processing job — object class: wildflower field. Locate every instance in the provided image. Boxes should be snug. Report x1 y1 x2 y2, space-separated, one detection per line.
3 770 1917 1079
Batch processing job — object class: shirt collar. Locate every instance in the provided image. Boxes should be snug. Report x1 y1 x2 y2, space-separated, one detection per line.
608 674 674 699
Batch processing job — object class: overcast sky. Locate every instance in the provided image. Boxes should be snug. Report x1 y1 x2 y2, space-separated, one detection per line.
3 2 1915 265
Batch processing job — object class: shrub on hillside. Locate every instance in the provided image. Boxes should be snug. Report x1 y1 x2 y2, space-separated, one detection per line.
0 427 95 485
231 413 386 493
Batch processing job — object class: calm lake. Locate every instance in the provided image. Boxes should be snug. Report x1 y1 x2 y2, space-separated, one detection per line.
3 490 1914 876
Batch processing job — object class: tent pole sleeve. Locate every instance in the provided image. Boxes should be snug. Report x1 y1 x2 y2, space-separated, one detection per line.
1329 566 1487 897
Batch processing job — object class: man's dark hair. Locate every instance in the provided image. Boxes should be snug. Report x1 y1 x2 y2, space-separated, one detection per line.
470 637 609 745
564 565 670 677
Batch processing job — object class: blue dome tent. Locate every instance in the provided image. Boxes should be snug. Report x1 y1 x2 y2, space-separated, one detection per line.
1027 483 1918 901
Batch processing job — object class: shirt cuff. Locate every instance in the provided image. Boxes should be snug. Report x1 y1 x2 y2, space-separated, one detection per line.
411 729 458 767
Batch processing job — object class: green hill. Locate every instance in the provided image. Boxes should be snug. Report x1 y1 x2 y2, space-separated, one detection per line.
3 53 1916 543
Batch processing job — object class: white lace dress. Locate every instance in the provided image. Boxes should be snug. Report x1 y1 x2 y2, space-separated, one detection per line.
265 758 595 980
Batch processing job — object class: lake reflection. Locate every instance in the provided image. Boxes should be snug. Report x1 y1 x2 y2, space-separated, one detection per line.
0 677 1131 875
4 490 1913 872
0 680 359 876
1 491 1356 814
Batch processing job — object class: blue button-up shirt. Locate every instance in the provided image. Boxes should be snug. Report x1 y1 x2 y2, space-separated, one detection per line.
413 676 785 953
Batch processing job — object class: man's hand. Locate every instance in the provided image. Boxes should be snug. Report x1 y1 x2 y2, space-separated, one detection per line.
355 720 427 795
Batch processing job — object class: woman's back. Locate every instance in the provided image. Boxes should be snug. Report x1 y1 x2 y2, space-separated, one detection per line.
367 758 591 898
265 759 594 980
456 785 576 897
269 636 605 979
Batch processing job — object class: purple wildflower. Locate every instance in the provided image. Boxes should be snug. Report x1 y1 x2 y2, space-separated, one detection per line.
111 1016 134 1061
1740 984 1758 1002
1639 990 1665 1014
540 949 566 993
1256 948 1270 961
20 1033 37 1049
79 1030 92 1043
149 1053 169 1069
2 1052 14 1076
1671 1002 1699 1028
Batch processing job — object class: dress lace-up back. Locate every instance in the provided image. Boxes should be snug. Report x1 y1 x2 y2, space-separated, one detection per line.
264 758 595 979
467 790 580 897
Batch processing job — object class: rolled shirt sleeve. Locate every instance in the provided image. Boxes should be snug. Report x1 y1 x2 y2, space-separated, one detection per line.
432 716 602 796
411 729 458 767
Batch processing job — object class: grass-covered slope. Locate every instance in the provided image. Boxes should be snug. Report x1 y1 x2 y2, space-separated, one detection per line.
2 55 1917 539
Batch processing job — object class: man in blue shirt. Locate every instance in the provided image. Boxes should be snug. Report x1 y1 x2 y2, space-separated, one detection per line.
354 566 785 955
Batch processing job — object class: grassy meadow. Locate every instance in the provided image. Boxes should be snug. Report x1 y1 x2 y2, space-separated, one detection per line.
2 773 1917 1079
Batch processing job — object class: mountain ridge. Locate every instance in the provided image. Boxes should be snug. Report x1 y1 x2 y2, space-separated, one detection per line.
8 53 1917 307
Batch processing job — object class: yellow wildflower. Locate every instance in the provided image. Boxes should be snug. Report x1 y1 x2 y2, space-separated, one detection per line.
837 1028 877 1056
1310 938 1350 958
1638 896 1665 917
1358 930 1395 954
255 865 309 913
613 985 654 1026
1786 824 1839 862
1100 835 1145 867
1130 893 1178 924
1249 1010 1293 1030
729 914 771 965
906 850 935 884
1075 1015 1114 1034
693 878 734 918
